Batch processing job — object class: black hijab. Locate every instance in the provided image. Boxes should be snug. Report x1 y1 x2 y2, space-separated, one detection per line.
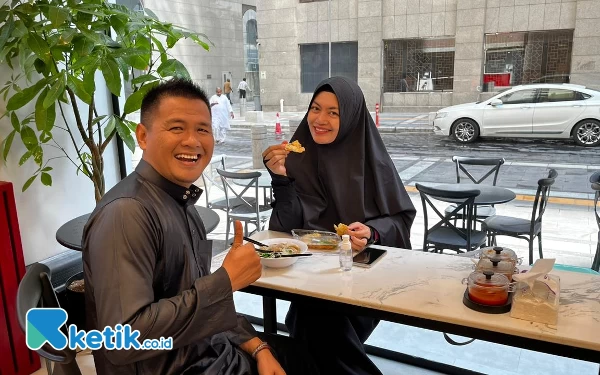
286 77 416 248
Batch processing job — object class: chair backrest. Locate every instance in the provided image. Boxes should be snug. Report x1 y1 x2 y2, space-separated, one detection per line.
17 263 80 369
591 171 600 230
216 168 261 216
529 169 558 230
201 156 226 207
416 183 480 251
452 156 505 185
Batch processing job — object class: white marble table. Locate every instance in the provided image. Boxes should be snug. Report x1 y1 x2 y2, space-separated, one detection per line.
211 231 600 364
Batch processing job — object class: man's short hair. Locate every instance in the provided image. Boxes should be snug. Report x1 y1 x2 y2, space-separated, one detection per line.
242 78 246 81
140 78 210 126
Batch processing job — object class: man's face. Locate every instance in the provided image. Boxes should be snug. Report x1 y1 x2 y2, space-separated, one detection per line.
216 88 222 96
136 96 214 188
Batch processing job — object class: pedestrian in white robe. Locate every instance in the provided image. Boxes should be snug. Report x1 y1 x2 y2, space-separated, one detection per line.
210 87 234 144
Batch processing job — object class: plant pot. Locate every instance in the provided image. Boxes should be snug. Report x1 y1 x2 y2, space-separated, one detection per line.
65 272 86 331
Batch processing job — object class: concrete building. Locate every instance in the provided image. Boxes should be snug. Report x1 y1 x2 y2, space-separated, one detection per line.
256 0 600 112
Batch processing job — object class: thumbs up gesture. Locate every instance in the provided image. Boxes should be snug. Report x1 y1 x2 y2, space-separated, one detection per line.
222 220 262 292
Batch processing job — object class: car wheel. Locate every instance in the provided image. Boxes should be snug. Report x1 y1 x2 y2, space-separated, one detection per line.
452 119 480 143
573 120 600 147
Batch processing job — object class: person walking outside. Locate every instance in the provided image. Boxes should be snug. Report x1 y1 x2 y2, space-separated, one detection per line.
238 77 251 100
210 87 234 144
224 78 233 103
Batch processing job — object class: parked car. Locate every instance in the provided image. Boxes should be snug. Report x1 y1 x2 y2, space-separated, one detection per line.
432 83 600 147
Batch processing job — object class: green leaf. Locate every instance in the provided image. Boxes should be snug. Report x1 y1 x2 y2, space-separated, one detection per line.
124 119 138 132
91 115 107 126
42 166 53 172
59 28 78 44
67 74 92 104
144 8 159 20
115 117 135 152
6 79 47 111
83 66 96 96
20 126 37 150
0 16 15 51
40 131 52 143
35 89 56 131
41 172 52 186
131 73 158 85
27 33 50 61
101 56 121 96
120 47 149 70
166 30 183 49
22 174 37 192
72 35 95 58
104 115 116 137
115 57 130 82
43 74 66 109
150 35 167 64
190 34 210 51
48 6 69 28
157 59 190 80
10 112 20 131
1 130 16 161
18 150 32 165
32 145 43 166
33 58 47 74
123 81 157 115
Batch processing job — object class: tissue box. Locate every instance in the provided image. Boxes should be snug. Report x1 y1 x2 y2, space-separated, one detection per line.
510 274 560 325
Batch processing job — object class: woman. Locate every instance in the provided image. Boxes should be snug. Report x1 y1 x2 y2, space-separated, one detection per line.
262 77 416 375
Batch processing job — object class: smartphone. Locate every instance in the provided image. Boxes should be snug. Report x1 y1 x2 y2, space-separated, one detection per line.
352 247 387 268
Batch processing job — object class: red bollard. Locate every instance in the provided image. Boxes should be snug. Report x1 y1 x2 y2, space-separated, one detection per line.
275 112 282 135
375 103 380 127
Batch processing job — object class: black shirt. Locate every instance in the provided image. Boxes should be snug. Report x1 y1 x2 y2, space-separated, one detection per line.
83 160 256 375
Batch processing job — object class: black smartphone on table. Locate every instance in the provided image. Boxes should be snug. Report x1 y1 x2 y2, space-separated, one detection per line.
352 247 387 268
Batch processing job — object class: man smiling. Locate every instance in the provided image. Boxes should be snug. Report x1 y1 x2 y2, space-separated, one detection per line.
83 79 318 375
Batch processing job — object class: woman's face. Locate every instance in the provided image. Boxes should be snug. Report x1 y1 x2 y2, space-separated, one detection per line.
307 91 340 144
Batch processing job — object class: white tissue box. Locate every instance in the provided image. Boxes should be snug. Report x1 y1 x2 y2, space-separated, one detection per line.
510 274 560 326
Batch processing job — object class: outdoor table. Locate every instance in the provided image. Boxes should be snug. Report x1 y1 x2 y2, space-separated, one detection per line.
211 230 600 369
420 183 516 206
56 206 220 251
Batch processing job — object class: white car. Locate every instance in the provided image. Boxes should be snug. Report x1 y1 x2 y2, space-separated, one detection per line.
432 83 600 147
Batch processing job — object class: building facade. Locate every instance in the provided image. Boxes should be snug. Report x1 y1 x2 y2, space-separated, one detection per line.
256 0 600 112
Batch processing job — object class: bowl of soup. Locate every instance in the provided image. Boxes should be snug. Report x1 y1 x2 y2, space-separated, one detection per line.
257 238 308 268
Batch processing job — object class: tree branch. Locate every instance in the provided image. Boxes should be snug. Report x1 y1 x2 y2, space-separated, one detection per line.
56 101 93 180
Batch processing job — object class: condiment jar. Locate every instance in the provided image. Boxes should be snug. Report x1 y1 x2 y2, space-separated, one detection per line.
475 256 518 281
480 246 522 267
462 270 513 306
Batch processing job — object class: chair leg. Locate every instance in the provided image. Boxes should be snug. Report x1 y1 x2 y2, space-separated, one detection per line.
592 242 600 272
538 232 543 260
528 238 534 266
225 219 231 245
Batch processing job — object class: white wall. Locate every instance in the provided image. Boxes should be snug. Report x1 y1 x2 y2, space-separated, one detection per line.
0 70 121 264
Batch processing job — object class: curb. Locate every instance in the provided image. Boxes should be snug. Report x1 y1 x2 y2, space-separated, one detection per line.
230 123 433 134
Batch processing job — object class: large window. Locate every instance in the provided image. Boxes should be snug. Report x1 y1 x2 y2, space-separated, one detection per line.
383 38 455 92
300 42 358 93
483 30 573 90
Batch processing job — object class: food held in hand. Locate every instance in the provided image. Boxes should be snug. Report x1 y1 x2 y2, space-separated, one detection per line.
334 223 349 236
285 140 305 153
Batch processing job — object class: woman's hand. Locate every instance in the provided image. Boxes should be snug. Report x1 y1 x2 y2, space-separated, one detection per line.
347 222 371 251
256 349 286 375
262 142 289 177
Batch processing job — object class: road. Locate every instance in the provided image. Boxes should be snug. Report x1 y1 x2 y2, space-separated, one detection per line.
215 129 600 197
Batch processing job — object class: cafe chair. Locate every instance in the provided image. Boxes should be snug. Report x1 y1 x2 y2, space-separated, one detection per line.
445 156 505 223
201 156 256 210
590 171 600 272
416 183 487 254
17 263 82 375
483 169 558 266
217 169 272 243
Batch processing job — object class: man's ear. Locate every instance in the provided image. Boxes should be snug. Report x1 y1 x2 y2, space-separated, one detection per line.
136 123 148 150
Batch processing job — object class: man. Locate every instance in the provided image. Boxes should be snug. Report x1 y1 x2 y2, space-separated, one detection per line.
238 78 250 101
224 78 232 103
209 87 234 144
83 79 318 375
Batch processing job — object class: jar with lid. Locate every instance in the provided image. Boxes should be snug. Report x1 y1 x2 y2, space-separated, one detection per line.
475 256 517 281
480 246 522 268
462 270 514 306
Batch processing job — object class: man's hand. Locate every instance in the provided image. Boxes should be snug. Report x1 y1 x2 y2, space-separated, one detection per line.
256 350 286 375
222 221 262 292
262 142 289 177
347 222 371 251
230 112 235 119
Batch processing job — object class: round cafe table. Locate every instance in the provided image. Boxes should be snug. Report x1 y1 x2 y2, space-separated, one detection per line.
421 183 516 206
56 205 220 251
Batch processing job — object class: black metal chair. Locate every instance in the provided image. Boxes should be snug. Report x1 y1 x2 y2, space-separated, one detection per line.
217 169 272 243
416 183 487 254
591 171 600 272
483 169 558 265
17 263 82 375
445 156 505 223
201 156 256 211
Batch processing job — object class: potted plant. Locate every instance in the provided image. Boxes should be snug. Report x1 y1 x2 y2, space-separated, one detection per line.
0 0 211 326
0 0 210 202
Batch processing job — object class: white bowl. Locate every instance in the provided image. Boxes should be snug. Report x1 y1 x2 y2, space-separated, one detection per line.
257 238 309 268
